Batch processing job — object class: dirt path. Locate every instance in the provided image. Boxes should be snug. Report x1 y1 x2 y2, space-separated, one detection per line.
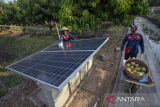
68 27 126 107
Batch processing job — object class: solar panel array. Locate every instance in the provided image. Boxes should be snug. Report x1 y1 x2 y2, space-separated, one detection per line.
7 37 108 89
44 37 107 51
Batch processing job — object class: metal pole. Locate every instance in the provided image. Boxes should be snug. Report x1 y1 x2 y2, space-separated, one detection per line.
55 22 61 40
55 22 64 48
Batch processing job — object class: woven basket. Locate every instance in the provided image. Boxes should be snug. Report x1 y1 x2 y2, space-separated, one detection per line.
124 59 149 80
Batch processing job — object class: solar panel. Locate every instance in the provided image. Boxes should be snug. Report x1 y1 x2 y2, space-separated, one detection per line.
6 37 109 89
44 37 107 51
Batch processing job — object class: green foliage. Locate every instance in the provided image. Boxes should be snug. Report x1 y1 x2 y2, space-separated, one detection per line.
0 0 150 32
154 15 160 24
4 74 24 88
149 0 160 6
130 0 149 16
0 2 10 24
122 15 135 26
0 36 55 64
58 0 102 33
109 0 131 15
16 0 30 25
0 36 55 95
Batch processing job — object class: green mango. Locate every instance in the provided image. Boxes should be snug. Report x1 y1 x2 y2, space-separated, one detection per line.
135 64 139 67
134 72 139 75
141 67 146 72
141 72 145 75
130 66 134 69
135 67 140 71
126 63 131 67
131 62 136 65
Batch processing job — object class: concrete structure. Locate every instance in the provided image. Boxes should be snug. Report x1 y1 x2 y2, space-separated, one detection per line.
6 37 109 107
32 38 109 107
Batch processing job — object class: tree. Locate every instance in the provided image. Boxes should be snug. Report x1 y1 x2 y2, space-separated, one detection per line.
149 0 160 6
15 0 59 35
58 0 104 33
129 0 149 16
106 0 132 25
0 1 6 25
0 0 150 34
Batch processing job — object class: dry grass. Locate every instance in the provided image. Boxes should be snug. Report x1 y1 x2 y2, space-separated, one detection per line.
0 35 56 98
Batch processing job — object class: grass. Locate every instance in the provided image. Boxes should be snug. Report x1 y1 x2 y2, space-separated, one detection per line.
0 90 7 98
154 15 160 25
0 35 56 97
147 14 160 27
0 36 56 64
106 26 121 34
11 36 55 63
95 25 122 62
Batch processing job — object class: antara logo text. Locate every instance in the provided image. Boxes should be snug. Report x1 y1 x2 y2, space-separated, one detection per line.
105 95 145 104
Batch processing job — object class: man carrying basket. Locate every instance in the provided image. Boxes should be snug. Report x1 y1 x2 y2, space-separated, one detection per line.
121 25 145 93
121 25 144 60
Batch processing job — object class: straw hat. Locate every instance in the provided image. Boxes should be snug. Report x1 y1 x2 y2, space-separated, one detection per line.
61 27 69 31
130 25 137 29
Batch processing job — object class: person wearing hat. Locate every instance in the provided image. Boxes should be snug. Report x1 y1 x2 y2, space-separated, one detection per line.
121 25 144 60
121 25 145 93
60 27 74 42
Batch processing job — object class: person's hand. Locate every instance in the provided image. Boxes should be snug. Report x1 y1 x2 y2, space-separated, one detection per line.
141 52 144 60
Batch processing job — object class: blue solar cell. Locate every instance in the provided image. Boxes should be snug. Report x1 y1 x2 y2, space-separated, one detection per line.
54 77 66 86
8 51 93 87
24 69 43 77
44 37 107 51
10 64 27 71
7 37 108 89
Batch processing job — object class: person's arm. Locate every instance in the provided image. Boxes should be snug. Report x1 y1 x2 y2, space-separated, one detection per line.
127 27 131 34
121 35 128 52
68 33 74 40
139 34 144 53
60 35 64 41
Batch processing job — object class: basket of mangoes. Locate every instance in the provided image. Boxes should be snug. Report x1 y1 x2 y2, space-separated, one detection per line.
124 59 149 80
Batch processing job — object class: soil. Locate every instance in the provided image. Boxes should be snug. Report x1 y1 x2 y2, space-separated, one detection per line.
0 45 17 66
144 16 160 27
0 30 22 37
0 26 126 107
0 80 39 107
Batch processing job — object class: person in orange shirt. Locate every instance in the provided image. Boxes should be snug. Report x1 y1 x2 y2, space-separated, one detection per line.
60 27 74 42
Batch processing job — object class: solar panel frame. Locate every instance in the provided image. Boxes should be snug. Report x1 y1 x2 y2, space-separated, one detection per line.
6 37 109 90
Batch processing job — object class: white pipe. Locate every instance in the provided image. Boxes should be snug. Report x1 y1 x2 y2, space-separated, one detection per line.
93 102 97 107
55 22 60 40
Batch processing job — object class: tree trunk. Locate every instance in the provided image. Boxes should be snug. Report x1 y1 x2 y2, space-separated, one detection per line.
22 27 26 33
21 25 26 34
49 25 53 36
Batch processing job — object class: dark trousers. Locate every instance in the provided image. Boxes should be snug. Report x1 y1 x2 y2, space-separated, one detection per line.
124 52 138 60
